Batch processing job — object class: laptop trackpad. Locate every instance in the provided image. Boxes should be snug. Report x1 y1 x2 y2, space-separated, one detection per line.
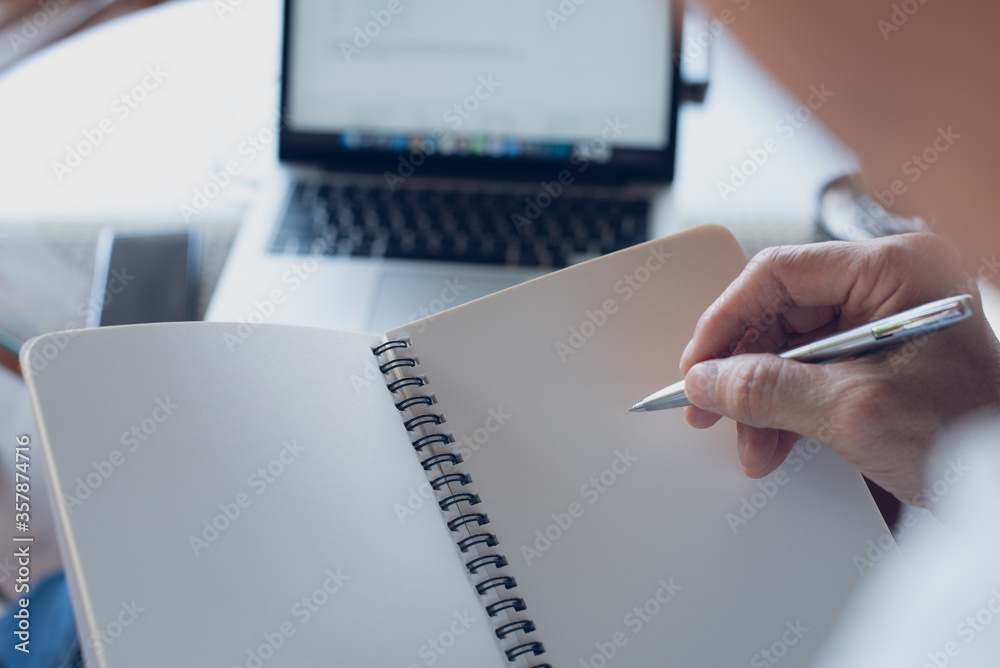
367 270 521 335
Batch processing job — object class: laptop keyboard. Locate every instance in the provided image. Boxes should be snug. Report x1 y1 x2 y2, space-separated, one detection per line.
269 181 649 268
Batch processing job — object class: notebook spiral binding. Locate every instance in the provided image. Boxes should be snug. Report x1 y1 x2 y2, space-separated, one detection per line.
373 339 550 668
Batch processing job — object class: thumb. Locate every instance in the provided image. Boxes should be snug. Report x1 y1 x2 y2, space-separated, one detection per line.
684 354 839 437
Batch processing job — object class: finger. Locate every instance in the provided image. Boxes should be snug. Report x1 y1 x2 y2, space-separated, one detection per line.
784 319 842 348
684 404 723 429
680 243 865 373
743 430 800 479
738 424 779 477
684 354 852 438
679 235 952 374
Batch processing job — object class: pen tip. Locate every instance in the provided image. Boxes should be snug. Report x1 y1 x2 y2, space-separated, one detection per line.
629 404 644 413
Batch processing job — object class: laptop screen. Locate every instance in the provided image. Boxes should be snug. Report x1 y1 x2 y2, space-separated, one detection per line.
280 0 677 183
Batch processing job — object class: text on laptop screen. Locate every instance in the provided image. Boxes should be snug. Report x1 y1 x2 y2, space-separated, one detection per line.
284 0 672 169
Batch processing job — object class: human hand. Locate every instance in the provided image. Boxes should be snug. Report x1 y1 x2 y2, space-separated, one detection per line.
679 233 1000 505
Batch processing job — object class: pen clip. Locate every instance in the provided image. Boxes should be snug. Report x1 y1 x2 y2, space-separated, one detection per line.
870 296 972 340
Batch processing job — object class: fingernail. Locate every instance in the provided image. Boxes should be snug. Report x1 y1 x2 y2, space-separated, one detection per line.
736 427 747 462
681 338 695 365
686 361 719 411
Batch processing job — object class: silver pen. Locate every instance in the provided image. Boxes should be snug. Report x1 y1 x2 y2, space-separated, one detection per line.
630 294 975 413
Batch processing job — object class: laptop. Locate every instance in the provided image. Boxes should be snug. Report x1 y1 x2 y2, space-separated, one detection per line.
207 0 682 334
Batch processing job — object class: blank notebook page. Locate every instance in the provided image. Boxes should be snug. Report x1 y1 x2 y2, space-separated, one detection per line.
23 323 505 668
390 226 889 666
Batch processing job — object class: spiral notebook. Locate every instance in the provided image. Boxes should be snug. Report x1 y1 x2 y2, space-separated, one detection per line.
22 225 893 667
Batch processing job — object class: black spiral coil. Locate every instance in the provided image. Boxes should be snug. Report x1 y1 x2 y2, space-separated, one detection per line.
373 340 550 667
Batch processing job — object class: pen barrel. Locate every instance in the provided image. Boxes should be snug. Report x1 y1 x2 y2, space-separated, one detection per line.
780 329 880 364
779 296 971 365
